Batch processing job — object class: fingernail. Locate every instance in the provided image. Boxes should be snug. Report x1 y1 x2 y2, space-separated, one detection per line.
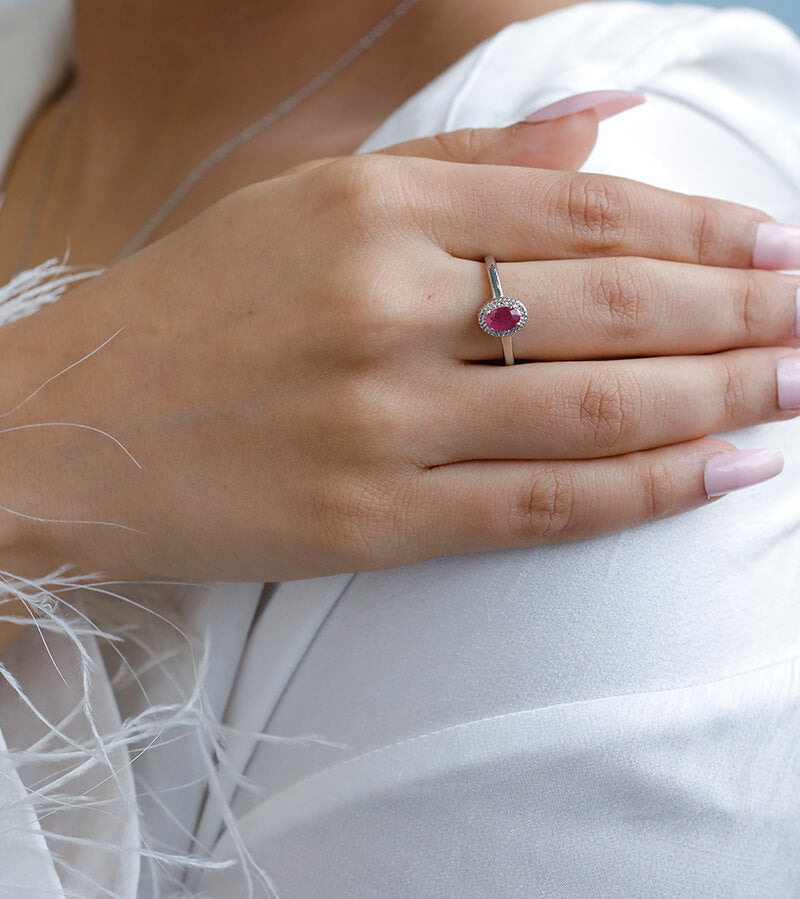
753 222 800 270
795 287 800 339
524 90 646 125
704 448 784 498
777 354 800 409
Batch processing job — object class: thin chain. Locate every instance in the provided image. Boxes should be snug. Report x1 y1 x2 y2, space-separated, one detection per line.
11 0 423 273
11 84 76 276
114 0 424 262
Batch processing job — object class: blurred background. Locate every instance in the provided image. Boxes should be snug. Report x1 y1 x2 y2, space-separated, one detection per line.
650 0 799 31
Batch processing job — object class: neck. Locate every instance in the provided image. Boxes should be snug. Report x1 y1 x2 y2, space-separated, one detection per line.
71 0 583 164
73 0 410 143
70 0 392 181
47 0 583 259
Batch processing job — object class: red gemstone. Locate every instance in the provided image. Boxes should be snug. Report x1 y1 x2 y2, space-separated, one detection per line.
485 306 520 333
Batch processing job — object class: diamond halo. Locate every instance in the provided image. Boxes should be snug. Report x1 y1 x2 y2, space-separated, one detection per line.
477 297 528 338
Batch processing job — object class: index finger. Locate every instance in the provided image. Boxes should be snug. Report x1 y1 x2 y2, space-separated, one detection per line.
283 114 598 178
396 157 799 270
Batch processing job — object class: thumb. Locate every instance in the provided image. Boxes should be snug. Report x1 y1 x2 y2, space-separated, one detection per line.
284 90 644 177
401 111 602 172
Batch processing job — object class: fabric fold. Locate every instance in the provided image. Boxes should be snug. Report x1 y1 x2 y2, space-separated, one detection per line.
201 651 800 897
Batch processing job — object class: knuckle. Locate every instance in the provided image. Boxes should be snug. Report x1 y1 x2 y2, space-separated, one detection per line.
576 368 641 453
733 276 765 343
317 378 419 471
338 156 388 218
336 275 410 356
511 467 578 541
589 259 653 342
564 173 629 251
208 180 265 224
322 377 385 442
431 128 483 163
317 155 403 225
320 260 412 356
717 358 747 423
636 459 675 521
687 197 716 265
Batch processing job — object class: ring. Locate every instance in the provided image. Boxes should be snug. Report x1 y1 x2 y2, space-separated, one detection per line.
477 255 528 365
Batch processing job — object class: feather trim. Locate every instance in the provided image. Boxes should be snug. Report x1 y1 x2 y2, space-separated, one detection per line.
0 259 312 897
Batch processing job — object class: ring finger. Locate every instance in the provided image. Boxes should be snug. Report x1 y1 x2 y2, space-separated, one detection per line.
444 257 800 361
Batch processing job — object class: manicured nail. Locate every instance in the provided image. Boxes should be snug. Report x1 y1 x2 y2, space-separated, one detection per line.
795 287 800 339
704 448 784 498
524 90 646 125
777 354 800 409
753 222 800 270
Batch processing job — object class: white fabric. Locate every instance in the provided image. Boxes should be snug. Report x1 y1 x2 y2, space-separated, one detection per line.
1 1 800 896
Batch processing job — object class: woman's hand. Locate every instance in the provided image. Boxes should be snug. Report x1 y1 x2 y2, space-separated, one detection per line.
1 116 799 583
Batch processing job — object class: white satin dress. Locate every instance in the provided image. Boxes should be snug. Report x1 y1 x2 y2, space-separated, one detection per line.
1 2 800 897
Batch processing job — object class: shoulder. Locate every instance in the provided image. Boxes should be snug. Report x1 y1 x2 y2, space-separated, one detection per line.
504 1 800 218
443 1 800 129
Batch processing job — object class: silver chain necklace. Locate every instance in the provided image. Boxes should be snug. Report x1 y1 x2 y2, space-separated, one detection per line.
13 0 423 273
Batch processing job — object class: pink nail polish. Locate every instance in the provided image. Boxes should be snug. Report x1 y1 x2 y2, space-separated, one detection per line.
795 287 800 339
524 90 646 125
777 355 800 409
753 222 800 270
704 449 784 498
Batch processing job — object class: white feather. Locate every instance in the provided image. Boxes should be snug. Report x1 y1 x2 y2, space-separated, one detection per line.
0 260 318 897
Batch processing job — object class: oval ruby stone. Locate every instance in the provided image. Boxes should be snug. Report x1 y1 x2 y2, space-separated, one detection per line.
485 305 520 333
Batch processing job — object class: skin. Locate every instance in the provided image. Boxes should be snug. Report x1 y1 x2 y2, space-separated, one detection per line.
0 0 799 656
0 0 587 277
0 0 594 652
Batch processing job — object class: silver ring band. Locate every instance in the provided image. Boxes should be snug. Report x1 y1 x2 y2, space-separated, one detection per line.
486 253 504 299
477 255 528 365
